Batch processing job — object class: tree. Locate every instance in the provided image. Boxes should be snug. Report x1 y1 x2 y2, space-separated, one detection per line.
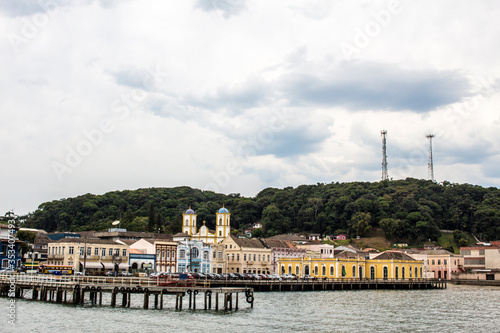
349 212 372 237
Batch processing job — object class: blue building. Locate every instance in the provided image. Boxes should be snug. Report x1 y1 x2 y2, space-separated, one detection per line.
175 236 212 274
0 223 23 270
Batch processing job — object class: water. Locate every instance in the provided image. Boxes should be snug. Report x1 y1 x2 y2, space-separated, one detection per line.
1 285 499 333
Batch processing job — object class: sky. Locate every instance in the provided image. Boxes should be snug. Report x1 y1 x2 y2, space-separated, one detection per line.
1 0 500 216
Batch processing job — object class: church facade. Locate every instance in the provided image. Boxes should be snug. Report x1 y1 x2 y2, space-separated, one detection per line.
182 206 231 244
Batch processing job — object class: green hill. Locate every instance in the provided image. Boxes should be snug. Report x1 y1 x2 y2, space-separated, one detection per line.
12 178 500 243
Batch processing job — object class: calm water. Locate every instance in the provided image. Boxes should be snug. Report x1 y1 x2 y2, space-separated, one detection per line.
1 284 499 333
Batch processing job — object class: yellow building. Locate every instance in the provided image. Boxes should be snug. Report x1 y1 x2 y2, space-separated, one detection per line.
182 206 231 244
221 235 272 275
279 251 423 280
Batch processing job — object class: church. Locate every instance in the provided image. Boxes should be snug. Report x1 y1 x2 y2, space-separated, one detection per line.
181 206 231 244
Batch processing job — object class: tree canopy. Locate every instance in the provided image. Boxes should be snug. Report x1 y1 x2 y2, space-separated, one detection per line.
18 179 500 244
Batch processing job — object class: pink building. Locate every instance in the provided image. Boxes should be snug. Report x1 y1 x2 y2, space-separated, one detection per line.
335 234 347 240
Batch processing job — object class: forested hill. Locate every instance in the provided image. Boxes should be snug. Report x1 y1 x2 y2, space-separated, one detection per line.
20 179 500 243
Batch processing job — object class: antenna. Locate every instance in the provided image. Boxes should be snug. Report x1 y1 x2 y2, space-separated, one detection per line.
381 130 388 181
426 134 435 181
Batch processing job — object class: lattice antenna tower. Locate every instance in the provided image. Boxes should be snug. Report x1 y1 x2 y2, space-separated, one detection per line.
426 134 435 182
381 130 388 181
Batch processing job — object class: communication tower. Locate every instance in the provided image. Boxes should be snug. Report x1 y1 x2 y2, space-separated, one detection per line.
381 130 388 181
426 134 435 181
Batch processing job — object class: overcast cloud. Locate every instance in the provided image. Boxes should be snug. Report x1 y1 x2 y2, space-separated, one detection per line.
1 0 500 215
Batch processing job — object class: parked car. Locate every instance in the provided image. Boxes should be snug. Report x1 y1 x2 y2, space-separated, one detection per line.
120 271 133 277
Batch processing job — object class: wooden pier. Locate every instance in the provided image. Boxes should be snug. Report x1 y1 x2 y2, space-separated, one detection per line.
203 277 447 292
0 275 254 311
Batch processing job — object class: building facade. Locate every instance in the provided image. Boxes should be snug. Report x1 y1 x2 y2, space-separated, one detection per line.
279 251 424 280
221 235 272 275
47 238 129 274
176 239 212 274
0 223 22 270
154 240 177 273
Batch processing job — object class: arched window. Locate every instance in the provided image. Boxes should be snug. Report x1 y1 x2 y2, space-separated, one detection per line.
395 267 399 279
358 266 363 279
352 266 356 278
438 260 441 265
409 267 412 278
420 267 423 278
219 231 222 236
281 266 285 275
322 265 326 276
330 266 334 276
288 266 292 275
314 266 318 275
415 266 418 278
296 266 300 276
219 218 222 225
341 265 346 277
383 266 388 279
370 266 375 279
185 219 188 226
402 266 405 279
432 260 435 265
304 265 310 275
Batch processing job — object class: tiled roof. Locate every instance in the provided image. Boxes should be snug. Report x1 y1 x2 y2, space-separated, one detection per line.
230 235 266 249
373 251 418 261
50 238 123 245
266 234 306 242
261 239 293 249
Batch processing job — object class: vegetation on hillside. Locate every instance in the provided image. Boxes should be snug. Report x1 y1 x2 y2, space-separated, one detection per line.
10 178 500 244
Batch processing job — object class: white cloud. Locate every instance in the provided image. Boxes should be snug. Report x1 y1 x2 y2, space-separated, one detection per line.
2 0 500 215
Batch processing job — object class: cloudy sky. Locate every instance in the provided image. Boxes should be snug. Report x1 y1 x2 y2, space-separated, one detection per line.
1 0 500 215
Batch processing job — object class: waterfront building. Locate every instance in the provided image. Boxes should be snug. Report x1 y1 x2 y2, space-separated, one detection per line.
279 250 423 280
182 206 231 244
221 235 272 275
124 238 156 273
154 239 177 273
176 239 212 274
403 248 463 280
454 241 500 280
0 223 22 270
211 243 227 273
47 238 129 274
262 238 307 274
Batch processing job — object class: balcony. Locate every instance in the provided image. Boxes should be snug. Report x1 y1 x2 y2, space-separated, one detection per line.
48 254 64 260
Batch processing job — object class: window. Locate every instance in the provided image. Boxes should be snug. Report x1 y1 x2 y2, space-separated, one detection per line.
87 247 91 256
432 260 435 265
162 249 165 258
296 266 300 275
258 254 261 261
402 267 405 279
166 249 170 258
179 250 186 259
341 265 346 277
289 266 292 275
115 249 119 256
122 249 127 257
94 248 99 256
479 250 485 255
267 255 270 262
322 265 326 276
62 246 65 255
415 267 418 278
352 266 356 278
253 254 256 261
69 246 74 255
80 247 84 256
172 250 175 258
420 267 423 278
213 251 216 259
383 267 388 279
330 266 334 276
444 259 447 265
109 248 113 256
204 251 209 260
231 254 234 261
438 260 441 265
314 266 318 275
395 267 399 279
244 254 247 261
192 248 199 259
370 266 375 279
409 267 412 278
237 254 240 261
218 251 223 259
